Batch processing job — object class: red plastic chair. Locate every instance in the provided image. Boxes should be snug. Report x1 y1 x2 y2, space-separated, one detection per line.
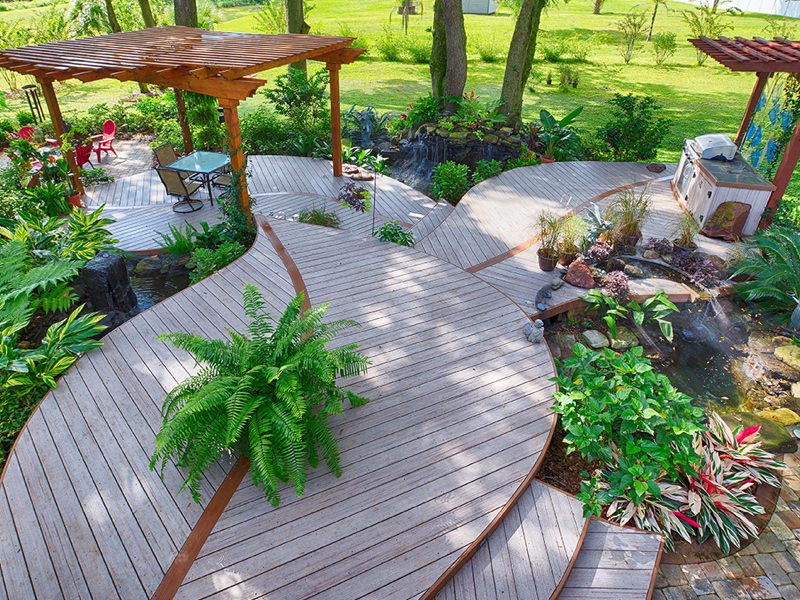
14 126 35 142
75 144 94 169
93 120 117 162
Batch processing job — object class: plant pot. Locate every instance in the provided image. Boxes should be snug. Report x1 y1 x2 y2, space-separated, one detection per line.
537 248 558 272
67 192 84 208
559 252 577 267
539 155 556 164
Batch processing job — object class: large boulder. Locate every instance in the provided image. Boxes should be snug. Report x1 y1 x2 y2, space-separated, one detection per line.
74 251 138 327
756 407 800 427
565 260 596 289
700 201 750 241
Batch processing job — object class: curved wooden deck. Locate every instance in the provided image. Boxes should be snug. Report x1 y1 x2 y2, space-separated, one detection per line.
1 157 682 598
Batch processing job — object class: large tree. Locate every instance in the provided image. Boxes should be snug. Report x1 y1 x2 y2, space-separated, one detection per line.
286 0 310 74
500 0 547 127
174 0 198 27
429 0 467 105
137 0 156 27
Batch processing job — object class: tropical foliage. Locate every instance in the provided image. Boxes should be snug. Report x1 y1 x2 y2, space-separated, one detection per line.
582 288 679 342
554 345 784 552
376 221 414 246
150 286 371 504
731 225 800 320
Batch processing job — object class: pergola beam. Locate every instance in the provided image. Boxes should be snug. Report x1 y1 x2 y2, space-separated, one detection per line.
37 78 84 198
736 72 770 147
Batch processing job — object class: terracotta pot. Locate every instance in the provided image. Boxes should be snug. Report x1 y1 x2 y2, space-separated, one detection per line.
537 248 558 272
67 193 84 208
539 155 556 164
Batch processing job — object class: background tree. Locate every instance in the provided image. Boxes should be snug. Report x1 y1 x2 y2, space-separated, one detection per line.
646 0 667 41
500 0 547 127
593 0 604 14
286 0 310 74
174 0 198 27
137 0 156 28
430 0 467 106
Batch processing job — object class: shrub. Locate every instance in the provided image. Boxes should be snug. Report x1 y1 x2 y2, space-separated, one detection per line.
24 180 69 217
150 286 370 504
376 28 403 62
597 94 671 161
403 94 443 131
651 32 677 66
617 11 647 64
554 344 705 519
189 240 246 283
263 69 329 132
472 159 503 185
774 196 800 228
297 208 341 228
404 35 431 64
731 225 800 320
505 149 541 170
474 36 504 63
156 223 198 255
342 105 395 148
541 38 569 62
241 108 289 155
376 221 414 246
432 161 470 205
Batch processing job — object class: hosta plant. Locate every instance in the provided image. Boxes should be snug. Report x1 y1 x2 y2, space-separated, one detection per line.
150 285 371 505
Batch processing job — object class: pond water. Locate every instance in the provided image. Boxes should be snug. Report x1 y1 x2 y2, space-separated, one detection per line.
126 256 190 315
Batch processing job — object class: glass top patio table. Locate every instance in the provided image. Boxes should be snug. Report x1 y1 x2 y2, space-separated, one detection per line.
167 151 230 174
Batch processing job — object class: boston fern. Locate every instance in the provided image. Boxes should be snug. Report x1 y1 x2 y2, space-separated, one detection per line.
150 285 370 505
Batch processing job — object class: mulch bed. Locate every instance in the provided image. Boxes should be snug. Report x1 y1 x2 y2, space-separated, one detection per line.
535 419 599 495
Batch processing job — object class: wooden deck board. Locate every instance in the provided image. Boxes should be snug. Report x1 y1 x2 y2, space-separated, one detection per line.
2 157 675 599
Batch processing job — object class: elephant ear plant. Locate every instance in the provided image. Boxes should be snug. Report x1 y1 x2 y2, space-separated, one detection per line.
150 284 371 505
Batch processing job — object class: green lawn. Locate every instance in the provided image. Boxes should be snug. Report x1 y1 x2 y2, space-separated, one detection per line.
0 0 794 165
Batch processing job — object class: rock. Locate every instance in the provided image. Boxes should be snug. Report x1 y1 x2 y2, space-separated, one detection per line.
793 382 800 398
776 345 800 372
755 407 800 426
551 276 564 290
642 250 660 260
582 329 609 349
134 256 163 276
558 333 578 356
623 264 645 278
605 257 626 272
74 251 138 328
722 412 797 454
701 201 751 242
565 261 596 289
791 301 800 333
610 326 639 351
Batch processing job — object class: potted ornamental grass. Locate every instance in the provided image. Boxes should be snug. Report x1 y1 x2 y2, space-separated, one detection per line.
536 210 562 272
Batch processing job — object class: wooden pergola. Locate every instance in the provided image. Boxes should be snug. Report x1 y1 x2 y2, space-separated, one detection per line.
0 26 363 212
690 36 800 226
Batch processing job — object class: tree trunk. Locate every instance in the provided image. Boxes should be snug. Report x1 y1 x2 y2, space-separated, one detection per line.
286 0 310 74
137 0 157 28
500 0 546 127
593 0 602 14
105 0 122 32
647 3 658 41
174 0 198 27
430 0 467 107
107 0 149 94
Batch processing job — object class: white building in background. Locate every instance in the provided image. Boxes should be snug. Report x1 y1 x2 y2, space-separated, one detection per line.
462 0 498 14
687 0 800 18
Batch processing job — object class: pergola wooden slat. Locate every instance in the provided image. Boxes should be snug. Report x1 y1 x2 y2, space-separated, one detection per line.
690 36 800 227
0 26 364 211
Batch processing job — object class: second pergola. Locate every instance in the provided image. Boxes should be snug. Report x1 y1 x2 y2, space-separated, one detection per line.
0 26 364 214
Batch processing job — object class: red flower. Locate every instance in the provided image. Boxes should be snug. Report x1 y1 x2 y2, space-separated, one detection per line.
674 511 701 528
736 425 760 444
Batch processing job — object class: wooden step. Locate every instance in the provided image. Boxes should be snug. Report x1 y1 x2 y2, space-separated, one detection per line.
558 518 662 600
433 480 585 600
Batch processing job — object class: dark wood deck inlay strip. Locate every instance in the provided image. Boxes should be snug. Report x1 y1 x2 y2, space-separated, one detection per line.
151 217 311 599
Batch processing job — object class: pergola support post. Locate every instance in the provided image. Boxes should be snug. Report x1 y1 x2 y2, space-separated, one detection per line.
327 63 343 177
736 72 770 147
37 78 84 197
761 115 800 228
218 97 252 224
174 89 194 154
